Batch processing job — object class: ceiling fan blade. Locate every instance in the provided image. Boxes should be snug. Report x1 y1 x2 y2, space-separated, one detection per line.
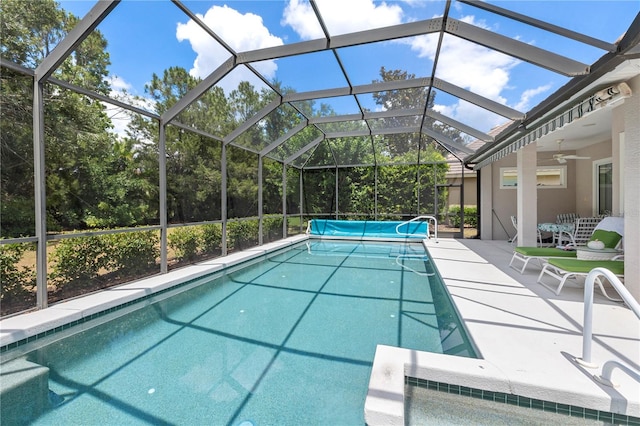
556 157 567 164
562 155 591 160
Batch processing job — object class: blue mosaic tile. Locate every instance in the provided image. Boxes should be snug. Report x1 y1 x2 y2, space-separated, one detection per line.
407 378 639 425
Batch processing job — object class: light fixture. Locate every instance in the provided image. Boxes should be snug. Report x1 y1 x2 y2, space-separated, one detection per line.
594 82 632 106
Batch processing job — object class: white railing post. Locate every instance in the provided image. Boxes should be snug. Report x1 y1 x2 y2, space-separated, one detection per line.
395 215 438 242
594 360 640 388
576 267 640 371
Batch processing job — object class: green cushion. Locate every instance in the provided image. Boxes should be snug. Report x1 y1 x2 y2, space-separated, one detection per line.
514 247 577 257
547 258 624 275
589 230 622 248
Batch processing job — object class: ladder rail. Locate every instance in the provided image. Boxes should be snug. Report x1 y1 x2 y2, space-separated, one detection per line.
395 215 438 242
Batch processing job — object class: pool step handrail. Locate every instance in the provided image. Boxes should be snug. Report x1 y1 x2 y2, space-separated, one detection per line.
395 215 438 242
576 267 640 387
395 254 435 276
594 360 640 388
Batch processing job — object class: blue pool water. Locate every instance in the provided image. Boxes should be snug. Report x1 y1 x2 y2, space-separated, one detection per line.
6 240 476 425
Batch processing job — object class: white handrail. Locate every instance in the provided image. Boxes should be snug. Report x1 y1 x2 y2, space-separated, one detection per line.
577 267 640 370
594 360 640 388
395 215 438 242
395 255 435 276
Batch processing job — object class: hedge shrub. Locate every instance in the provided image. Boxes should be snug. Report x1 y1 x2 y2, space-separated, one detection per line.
50 235 108 287
227 220 259 251
50 231 159 290
104 231 159 276
0 242 36 305
263 217 283 242
448 205 478 228
201 224 222 255
168 227 201 262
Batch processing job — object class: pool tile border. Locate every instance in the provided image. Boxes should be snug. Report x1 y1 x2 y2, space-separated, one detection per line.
1 235 309 354
405 377 640 426
0 270 214 354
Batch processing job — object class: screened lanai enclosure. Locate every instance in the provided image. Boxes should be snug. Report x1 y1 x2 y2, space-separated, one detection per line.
2 0 639 316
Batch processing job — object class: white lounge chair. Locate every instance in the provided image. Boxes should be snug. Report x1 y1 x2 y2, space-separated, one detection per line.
509 217 622 274
537 257 624 301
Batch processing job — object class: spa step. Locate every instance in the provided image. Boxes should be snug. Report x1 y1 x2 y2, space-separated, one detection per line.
1 358 50 425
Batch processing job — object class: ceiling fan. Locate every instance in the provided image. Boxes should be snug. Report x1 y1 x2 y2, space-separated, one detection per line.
551 139 590 163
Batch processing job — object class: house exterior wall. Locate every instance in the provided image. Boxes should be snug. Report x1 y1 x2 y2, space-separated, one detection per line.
487 154 578 240
574 140 612 217
477 74 639 302
619 74 640 301
446 175 477 207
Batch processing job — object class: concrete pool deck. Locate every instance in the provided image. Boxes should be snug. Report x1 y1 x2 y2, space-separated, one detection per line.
1 236 638 423
366 238 639 424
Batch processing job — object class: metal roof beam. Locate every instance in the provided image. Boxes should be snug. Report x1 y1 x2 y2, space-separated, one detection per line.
330 19 442 48
237 19 441 64
285 136 324 165
0 58 35 76
422 127 475 154
310 114 364 124
324 126 425 138
307 108 423 126
424 109 493 142
374 126 421 136
352 77 432 95
223 97 282 145
260 121 307 156
172 0 237 55
284 87 351 103
465 14 640 167
446 18 590 77
433 78 524 119
283 78 432 103
48 77 160 120
325 129 371 138
170 121 224 143
617 12 640 56
458 0 616 52
35 0 119 81
162 57 235 123
366 108 424 120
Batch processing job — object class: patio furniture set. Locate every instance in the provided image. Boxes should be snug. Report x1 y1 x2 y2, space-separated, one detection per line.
509 216 625 301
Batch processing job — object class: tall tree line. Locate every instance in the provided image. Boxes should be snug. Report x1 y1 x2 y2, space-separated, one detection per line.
1 0 456 238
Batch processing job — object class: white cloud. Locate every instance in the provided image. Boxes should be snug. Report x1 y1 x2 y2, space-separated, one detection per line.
283 5 530 131
514 84 552 112
405 15 528 131
282 0 403 39
107 75 132 92
176 5 284 93
103 75 155 139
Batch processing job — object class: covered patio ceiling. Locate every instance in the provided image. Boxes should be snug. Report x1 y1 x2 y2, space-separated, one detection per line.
8 0 640 169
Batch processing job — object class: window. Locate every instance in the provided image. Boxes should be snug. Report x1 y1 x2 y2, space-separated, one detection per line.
500 166 567 189
593 158 613 216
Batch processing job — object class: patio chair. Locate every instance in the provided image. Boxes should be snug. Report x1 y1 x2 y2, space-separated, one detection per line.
554 213 579 245
564 217 604 247
509 217 621 274
556 213 579 224
537 257 624 301
509 215 542 246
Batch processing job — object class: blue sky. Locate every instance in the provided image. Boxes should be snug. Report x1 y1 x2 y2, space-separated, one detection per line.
58 0 639 134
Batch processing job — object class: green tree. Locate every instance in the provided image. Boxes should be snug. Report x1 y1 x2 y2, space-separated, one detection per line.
1 0 132 235
129 67 231 223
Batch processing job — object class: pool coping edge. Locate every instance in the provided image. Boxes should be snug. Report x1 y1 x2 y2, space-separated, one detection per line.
0 235 309 349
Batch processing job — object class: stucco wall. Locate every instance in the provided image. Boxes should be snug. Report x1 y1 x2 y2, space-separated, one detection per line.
488 152 578 240
574 140 612 217
447 175 477 207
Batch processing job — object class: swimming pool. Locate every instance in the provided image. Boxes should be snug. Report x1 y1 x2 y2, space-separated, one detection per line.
1 239 476 425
